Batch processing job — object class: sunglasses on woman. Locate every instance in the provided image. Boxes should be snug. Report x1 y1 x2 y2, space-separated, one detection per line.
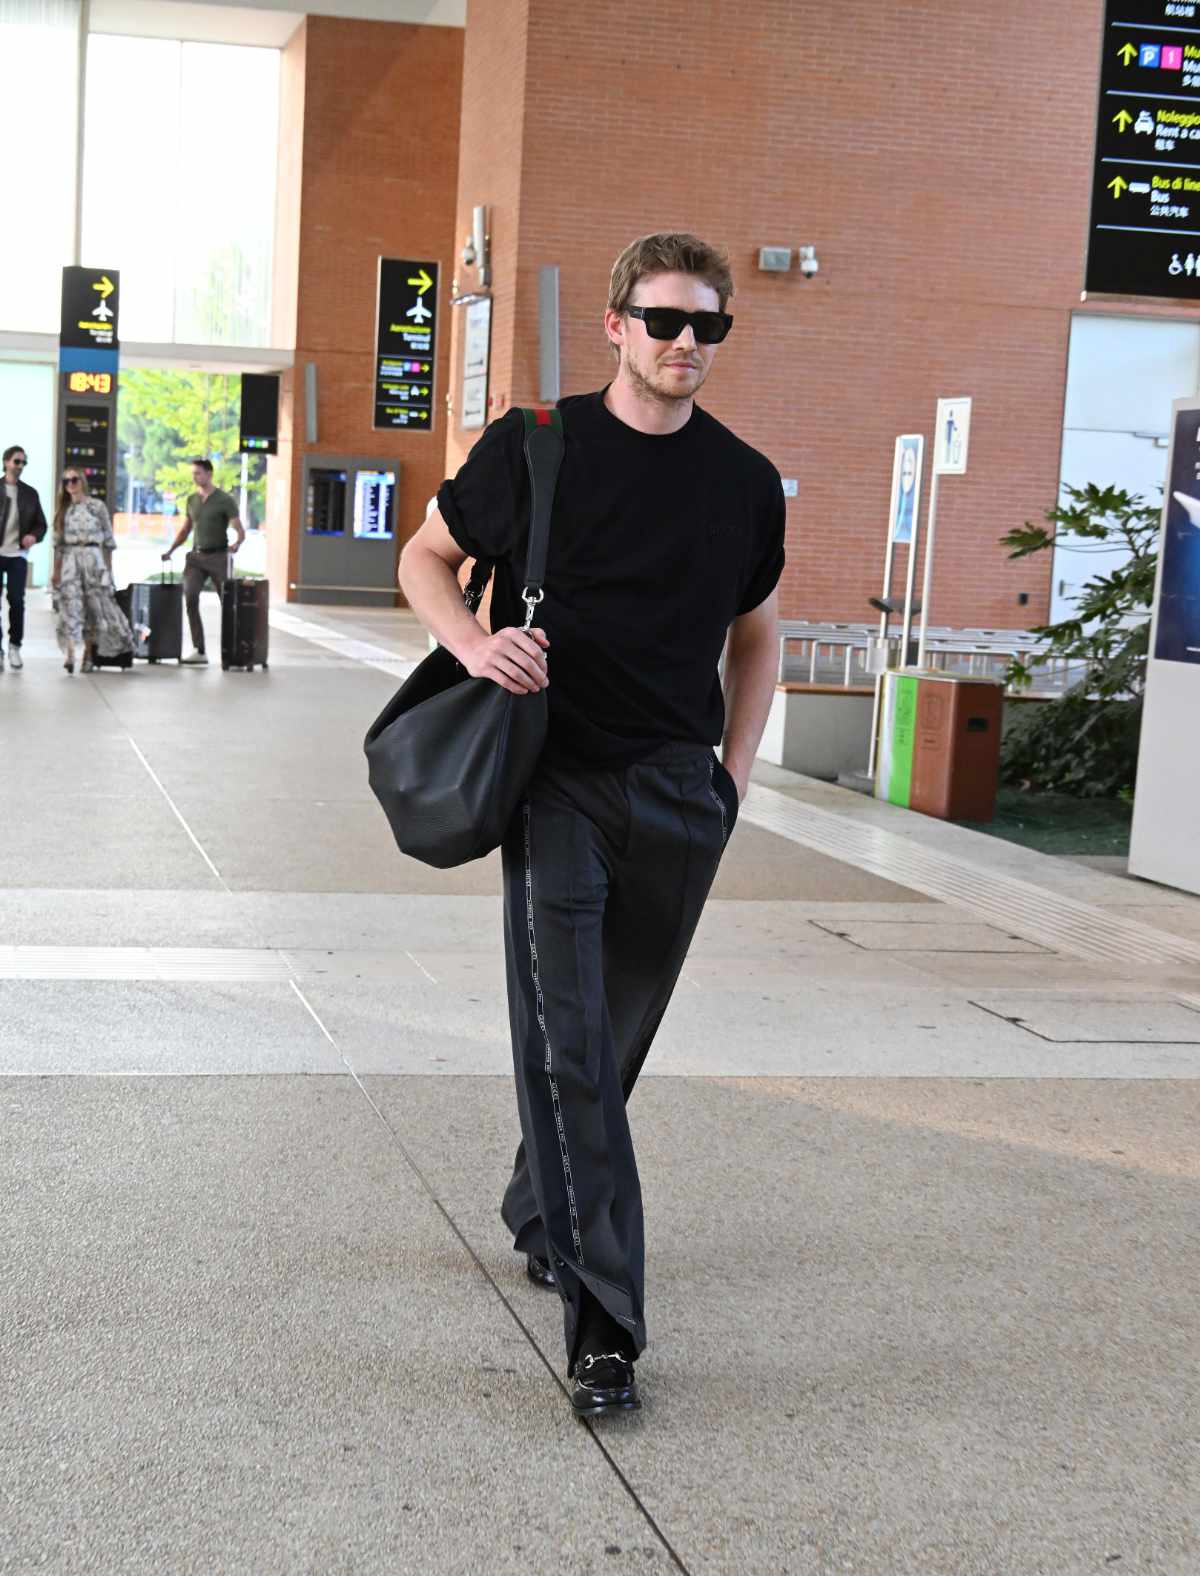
63 476 81 485
625 305 734 345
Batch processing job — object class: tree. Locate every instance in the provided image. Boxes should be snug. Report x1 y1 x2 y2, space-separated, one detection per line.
999 483 1158 797
118 370 266 525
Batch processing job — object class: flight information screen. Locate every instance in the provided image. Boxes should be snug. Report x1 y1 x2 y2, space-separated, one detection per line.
353 469 396 540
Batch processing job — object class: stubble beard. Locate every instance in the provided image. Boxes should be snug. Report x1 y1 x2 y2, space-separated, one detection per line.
623 350 708 408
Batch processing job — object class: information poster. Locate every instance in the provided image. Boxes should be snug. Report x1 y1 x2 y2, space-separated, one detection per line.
1155 403 1200 662
461 295 491 432
374 258 438 431
888 434 924 544
1086 1 1200 298
1129 395 1200 892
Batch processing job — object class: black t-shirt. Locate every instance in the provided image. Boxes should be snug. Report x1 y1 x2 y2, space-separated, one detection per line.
437 388 786 769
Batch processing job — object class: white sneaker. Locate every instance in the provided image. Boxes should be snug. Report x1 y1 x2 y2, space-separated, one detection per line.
9 646 22 671
181 650 209 666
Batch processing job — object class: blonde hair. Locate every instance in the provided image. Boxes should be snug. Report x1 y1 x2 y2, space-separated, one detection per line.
607 232 735 315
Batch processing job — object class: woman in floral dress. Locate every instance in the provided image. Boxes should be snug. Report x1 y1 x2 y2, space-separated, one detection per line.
51 470 134 673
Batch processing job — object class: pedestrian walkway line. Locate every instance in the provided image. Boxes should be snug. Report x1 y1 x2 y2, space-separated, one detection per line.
127 736 229 892
741 785 1200 975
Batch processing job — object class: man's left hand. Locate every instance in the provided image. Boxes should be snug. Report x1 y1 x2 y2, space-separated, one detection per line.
723 760 749 803
19 535 34 549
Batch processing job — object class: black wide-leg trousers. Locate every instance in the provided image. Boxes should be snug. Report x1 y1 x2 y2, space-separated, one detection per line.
499 742 738 1370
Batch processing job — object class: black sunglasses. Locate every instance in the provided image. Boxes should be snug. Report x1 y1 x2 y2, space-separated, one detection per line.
63 475 81 485
10 457 26 466
626 305 733 345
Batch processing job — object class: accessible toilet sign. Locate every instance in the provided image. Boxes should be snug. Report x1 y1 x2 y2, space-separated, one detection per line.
1086 0 1200 298
374 258 439 431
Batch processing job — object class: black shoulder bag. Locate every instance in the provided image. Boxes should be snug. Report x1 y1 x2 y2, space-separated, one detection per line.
364 408 565 869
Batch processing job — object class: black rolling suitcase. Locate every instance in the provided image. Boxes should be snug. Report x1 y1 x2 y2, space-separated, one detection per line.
221 570 269 671
124 575 183 662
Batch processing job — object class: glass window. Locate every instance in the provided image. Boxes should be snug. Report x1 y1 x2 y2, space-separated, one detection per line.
82 34 280 347
0 0 81 334
0 360 57 585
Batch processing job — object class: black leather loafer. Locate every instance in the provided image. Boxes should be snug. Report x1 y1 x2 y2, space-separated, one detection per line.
570 1352 641 1418
526 1253 556 1289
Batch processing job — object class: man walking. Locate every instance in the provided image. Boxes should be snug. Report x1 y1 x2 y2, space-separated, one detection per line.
1 445 49 671
399 233 784 1418
162 458 244 665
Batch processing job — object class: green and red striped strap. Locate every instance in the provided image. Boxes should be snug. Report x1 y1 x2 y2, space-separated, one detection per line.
519 406 563 436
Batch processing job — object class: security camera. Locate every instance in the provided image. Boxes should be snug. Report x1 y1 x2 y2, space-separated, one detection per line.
798 245 819 279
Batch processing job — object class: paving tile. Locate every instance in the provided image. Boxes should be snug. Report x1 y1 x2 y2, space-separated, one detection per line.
367 1074 1200 1576
811 919 1049 953
0 1077 655 1575
972 993 1200 1045
0 981 337 1075
888 952 1122 991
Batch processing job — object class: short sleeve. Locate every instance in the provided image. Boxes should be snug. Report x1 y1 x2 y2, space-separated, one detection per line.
436 408 525 562
737 470 786 615
224 493 239 522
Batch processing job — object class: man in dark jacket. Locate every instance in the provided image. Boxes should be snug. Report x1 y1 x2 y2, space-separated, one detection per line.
1 446 49 672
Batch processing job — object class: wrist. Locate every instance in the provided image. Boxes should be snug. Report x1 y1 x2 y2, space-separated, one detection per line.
448 620 487 668
721 751 750 789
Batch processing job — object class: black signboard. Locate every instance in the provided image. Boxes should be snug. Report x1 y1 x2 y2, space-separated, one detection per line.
63 405 112 505
1087 1 1200 297
60 267 120 352
374 258 438 431
239 372 279 455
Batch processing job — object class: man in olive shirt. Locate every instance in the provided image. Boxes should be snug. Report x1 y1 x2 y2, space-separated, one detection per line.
162 457 245 665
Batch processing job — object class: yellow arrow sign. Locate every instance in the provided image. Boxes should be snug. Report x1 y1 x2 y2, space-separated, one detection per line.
1113 108 1134 131
1108 175 1129 197
94 275 115 298
1118 42 1137 65
407 268 433 295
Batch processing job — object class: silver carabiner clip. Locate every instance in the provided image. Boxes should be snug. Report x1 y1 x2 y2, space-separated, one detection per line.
521 586 544 630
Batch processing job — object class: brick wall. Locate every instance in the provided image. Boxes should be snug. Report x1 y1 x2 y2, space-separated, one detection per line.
272 16 463 602
448 0 1184 628
443 0 531 481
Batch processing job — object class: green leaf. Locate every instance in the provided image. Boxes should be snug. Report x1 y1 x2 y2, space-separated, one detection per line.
997 480 1153 797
